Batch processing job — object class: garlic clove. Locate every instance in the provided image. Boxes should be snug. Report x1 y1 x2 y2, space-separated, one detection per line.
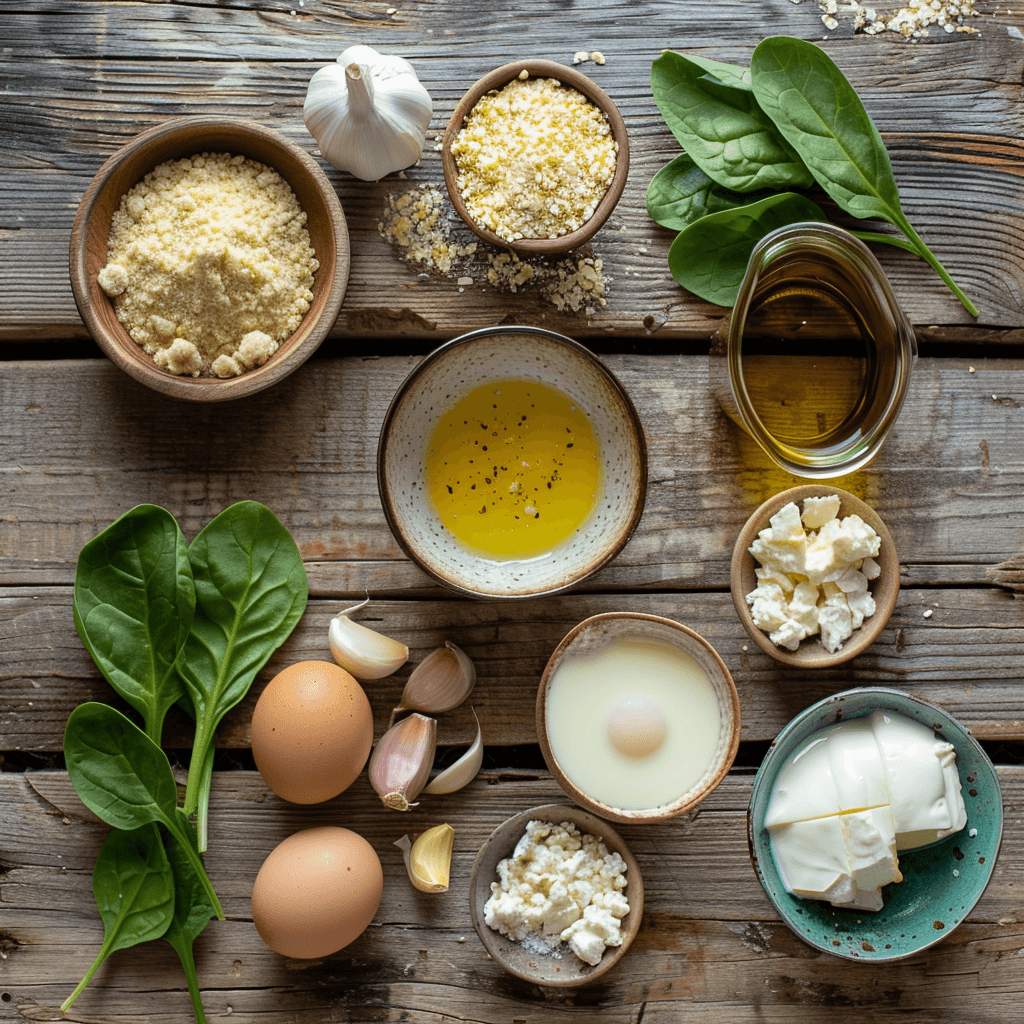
369 712 436 811
395 823 455 893
328 597 409 680
423 708 483 796
398 641 476 715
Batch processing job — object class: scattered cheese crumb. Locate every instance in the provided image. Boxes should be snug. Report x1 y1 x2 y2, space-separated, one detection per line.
590 51 606 65
923 608 934 618
818 0 980 37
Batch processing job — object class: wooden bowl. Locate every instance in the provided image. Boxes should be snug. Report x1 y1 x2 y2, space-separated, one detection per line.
69 116 349 402
536 612 740 823
469 803 643 986
441 59 629 256
730 485 899 668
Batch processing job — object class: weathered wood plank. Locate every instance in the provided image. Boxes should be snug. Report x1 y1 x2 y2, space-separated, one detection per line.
2 769 1022 1023
1 356 1022 586
4 586 1024 751
3 2 1024 338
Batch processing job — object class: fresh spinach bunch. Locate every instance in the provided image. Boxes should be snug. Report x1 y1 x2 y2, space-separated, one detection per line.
66 500 308 1019
648 36 977 315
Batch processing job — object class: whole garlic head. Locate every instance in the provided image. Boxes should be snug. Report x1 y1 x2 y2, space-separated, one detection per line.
303 44 433 181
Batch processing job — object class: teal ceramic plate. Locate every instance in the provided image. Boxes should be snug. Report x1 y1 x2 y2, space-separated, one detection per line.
748 687 1003 961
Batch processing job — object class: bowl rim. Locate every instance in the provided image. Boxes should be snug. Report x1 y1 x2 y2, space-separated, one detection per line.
730 484 900 668
440 59 630 256
376 325 648 600
746 685 1005 962
69 114 350 403
468 801 644 986
535 611 742 823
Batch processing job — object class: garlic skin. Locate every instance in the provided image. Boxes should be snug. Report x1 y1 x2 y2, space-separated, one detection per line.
369 712 437 810
423 708 483 796
303 44 433 181
397 641 476 715
395 823 455 893
328 597 409 680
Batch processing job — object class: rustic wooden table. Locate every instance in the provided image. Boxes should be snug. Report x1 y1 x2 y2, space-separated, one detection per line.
3 2 1024 1022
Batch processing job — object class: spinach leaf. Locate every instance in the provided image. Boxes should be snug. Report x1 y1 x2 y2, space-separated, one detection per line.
750 35 977 316
163 811 216 1024
647 153 777 231
64 702 223 920
61 823 175 1011
678 54 753 91
651 50 813 192
73 504 196 744
668 192 827 306
179 501 307 846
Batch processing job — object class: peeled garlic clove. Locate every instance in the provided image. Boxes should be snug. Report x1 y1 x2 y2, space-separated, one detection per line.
398 641 476 714
423 708 483 796
395 823 454 893
329 597 409 680
369 712 436 811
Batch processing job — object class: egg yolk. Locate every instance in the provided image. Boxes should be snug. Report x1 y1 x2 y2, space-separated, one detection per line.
606 694 667 759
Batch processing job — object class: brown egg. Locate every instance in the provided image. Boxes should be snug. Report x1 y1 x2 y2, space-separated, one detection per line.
251 660 374 804
252 826 383 958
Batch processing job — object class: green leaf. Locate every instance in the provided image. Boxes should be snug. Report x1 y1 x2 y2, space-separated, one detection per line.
679 54 753 91
64 702 223 920
73 505 196 744
163 811 216 1024
179 501 307 841
647 153 776 231
668 192 828 306
749 35 977 316
651 49 813 192
61 824 175 1011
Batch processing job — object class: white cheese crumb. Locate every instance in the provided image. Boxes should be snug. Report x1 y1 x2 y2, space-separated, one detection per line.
483 820 629 967
923 608 934 618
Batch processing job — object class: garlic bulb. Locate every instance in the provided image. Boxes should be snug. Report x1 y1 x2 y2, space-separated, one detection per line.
422 708 483 796
328 597 409 680
396 641 476 716
303 44 433 181
395 823 454 893
369 712 436 810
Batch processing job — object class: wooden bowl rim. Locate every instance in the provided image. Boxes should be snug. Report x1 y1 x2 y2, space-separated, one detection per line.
535 611 742 824
69 115 349 403
468 802 644 987
440 59 629 256
729 485 900 668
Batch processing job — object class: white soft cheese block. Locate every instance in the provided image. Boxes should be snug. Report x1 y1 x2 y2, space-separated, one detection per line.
825 718 890 813
764 735 839 828
867 710 968 850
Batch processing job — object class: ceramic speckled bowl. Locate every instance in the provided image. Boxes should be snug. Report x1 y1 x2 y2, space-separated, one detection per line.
748 687 1003 962
377 326 646 598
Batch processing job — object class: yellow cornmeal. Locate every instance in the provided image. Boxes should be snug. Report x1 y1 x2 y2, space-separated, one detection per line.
426 378 600 559
98 152 318 378
451 74 618 242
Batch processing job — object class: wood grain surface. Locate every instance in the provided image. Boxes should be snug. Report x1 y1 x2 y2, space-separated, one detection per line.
4 2 1024 1022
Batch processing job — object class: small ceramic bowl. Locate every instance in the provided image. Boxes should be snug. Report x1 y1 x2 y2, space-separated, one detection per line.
536 612 741 824
469 803 644 986
377 326 647 599
441 59 629 256
748 687 1003 962
69 115 350 402
730 484 899 668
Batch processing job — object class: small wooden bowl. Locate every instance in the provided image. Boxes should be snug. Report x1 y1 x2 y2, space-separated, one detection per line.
536 612 740 823
441 59 629 256
69 116 350 402
469 803 643 987
730 485 899 668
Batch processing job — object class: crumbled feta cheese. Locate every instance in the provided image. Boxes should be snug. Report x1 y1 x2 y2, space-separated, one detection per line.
746 495 882 653
483 820 629 966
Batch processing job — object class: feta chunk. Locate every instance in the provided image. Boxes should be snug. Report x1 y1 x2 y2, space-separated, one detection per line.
801 493 841 529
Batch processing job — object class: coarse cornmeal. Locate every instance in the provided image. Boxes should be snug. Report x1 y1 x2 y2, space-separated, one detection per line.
450 74 618 243
98 152 318 378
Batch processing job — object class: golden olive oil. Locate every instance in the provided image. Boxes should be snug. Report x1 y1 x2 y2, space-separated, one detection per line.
736 253 899 461
426 378 599 559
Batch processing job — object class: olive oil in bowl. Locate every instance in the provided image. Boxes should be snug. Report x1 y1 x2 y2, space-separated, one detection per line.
426 378 600 560
711 223 916 478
